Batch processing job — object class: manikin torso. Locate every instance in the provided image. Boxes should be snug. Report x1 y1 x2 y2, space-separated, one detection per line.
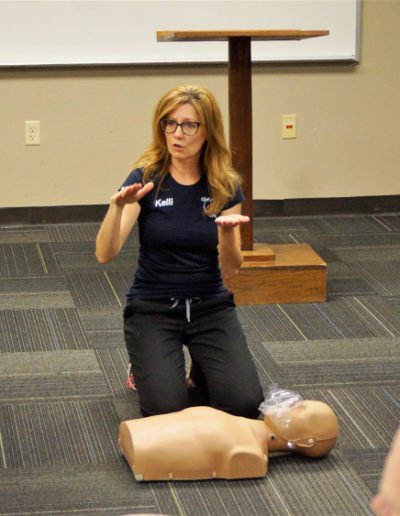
119 400 339 482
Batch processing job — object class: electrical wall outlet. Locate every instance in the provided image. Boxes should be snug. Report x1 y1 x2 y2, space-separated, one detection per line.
25 120 40 145
282 114 296 139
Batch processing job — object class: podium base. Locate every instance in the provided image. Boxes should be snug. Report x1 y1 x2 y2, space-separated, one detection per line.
225 243 327 305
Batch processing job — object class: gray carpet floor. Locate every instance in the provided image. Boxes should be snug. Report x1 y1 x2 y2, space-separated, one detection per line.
1 213 400 515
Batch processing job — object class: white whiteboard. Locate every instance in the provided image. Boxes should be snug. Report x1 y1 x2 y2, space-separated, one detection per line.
0 0 361 66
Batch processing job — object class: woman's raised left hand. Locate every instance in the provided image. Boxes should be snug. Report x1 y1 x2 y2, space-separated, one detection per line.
215 214 250 227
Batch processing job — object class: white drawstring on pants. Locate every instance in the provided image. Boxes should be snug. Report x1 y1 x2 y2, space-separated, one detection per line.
169 297 200 323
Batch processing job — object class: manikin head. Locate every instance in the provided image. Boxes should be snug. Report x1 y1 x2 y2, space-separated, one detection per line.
260 386 339 458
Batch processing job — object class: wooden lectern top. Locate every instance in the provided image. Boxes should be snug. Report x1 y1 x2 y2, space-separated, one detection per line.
157 29 329 42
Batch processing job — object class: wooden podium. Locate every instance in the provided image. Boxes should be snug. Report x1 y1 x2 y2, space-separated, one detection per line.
157 30 328 304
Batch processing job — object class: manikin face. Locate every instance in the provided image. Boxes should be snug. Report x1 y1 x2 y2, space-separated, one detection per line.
163 103 206 165
264 400 339 457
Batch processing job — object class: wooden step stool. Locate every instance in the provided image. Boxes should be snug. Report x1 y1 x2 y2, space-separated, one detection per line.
225 243 327 305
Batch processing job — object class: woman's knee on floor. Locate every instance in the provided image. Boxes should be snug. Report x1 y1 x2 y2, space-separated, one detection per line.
138 381 189 417
213 386 264 419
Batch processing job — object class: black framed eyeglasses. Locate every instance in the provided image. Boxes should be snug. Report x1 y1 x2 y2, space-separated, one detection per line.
160 119 201 136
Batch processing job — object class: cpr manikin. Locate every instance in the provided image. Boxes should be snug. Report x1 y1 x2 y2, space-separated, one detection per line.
119 385 339 481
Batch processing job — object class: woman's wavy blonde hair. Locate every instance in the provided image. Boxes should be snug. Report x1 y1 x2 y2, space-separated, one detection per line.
132 84 241 216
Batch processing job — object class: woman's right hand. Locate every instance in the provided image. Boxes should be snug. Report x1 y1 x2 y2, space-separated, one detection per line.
113 182 154 207
96 181 154 264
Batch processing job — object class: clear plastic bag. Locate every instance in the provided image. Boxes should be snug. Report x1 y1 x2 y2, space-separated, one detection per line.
258 384 304 448
258 384 303 416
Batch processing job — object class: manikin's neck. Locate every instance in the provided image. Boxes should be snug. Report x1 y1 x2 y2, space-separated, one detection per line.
170 160 202 185
266 431 289 452
250 419 289 452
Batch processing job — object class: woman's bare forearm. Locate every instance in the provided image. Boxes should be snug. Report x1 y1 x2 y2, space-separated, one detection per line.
216 205 247 280
218 225 243 280
95 182 152 264
95 200 126 263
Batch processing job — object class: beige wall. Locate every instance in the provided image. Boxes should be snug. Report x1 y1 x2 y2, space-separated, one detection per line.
1 0 399 208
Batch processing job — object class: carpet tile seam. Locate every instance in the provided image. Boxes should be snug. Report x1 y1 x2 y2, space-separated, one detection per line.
271 357 400 364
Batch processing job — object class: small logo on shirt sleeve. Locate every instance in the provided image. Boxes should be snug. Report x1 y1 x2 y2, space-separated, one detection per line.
201 196 216 218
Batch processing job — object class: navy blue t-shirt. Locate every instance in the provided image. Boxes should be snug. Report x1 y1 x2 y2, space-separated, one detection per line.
121 168 244 301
